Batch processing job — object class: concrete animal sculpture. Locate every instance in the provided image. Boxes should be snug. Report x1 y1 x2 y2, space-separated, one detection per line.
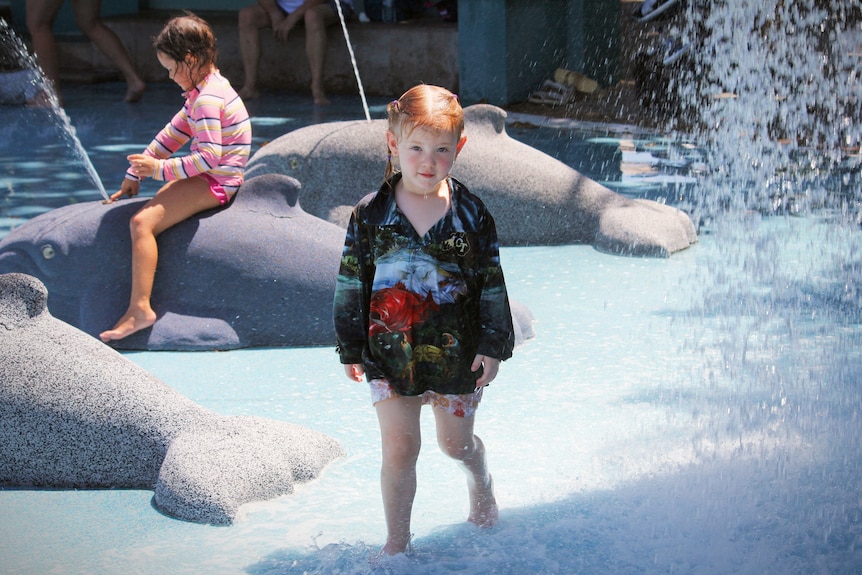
0 173 535 351
0 174 345 350
245 104 697 257
0 272 345 525
0 174 535 350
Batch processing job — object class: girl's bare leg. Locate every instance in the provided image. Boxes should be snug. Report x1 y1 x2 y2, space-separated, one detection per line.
375 395 423 555
433 407 499 528
99 177 221 342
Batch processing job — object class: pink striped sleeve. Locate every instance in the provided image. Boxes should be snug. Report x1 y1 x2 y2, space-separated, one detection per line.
156 93 223 181
126 73 250 193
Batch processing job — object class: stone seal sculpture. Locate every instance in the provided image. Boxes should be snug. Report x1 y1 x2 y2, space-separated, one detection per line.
0 174 535 351
0 174 344 350
245 104 697 257
0 272 345 525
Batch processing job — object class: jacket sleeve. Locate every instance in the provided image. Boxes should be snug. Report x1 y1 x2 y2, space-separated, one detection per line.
333 206 370 364
475 208 515 361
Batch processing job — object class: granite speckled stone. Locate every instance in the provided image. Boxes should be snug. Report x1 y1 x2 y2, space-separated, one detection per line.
0 272 345 525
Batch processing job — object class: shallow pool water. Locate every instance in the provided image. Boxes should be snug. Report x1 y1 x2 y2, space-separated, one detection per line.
2 83 861 574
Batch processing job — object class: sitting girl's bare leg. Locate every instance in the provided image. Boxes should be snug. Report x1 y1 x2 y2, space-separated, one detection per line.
375 395 423 556
99 177 222 342
433 406 499 528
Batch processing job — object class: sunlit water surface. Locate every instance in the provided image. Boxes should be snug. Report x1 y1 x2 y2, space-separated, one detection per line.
1 83 861 574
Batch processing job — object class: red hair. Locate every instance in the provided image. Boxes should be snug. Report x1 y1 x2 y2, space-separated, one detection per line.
384 84 463 181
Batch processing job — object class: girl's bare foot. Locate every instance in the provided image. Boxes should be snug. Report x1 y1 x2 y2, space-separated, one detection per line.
468 474 498 528
379 531 412 556
370 549 411 569
99 308 157 342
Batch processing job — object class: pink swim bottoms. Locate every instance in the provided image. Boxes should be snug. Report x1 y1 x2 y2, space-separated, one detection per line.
201 173 233 205
368 378 483 418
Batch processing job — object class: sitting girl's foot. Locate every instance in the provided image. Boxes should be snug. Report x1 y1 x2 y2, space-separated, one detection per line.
99 309 157 342
468 474 499 528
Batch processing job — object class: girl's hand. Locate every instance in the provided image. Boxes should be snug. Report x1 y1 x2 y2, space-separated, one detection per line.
105 178 140 204
344 363 365 382
127 154 154 179
472 355 500 389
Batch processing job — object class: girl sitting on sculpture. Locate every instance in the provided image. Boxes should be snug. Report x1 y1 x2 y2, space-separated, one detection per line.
100 12 252 343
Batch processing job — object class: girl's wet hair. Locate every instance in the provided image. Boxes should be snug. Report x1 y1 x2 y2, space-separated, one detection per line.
154 12 217 80
385 84 463 181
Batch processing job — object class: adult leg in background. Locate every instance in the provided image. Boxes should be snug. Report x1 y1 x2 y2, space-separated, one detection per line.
70 0 145 102
25 0 64 96
303 3 337 105
237 2 270 100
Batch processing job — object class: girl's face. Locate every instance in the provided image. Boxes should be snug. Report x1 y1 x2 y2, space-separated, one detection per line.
157 51 195 91
386 125 466 197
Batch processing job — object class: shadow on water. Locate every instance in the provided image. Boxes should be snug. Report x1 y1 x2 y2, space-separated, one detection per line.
247 452 862 575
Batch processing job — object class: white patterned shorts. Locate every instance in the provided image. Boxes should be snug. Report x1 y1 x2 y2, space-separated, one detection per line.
369 378 483 418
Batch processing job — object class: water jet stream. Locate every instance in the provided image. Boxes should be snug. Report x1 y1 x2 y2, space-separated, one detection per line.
0 18 109 202
334 0 371 121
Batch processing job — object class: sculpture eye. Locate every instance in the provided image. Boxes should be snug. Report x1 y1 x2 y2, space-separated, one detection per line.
41 245 55 259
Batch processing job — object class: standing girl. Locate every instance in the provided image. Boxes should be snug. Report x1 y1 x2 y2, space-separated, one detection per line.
100 12 252 343
333 84 515 556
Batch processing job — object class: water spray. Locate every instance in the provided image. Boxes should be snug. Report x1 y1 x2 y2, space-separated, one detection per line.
334 0 371 122
0 18 110 202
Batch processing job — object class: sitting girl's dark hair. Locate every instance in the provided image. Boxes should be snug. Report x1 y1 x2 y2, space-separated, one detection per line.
154 12 217 78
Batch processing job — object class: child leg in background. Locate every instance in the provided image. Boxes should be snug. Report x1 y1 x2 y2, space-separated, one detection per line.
99 176 222 342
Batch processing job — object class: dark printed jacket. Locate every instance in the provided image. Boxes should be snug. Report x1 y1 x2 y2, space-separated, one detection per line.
334 175 514 396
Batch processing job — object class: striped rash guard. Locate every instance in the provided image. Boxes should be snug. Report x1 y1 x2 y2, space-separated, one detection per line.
127 70 251 198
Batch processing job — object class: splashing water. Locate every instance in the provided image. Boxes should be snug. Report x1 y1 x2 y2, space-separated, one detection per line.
677 0 860 220
0 18 110 202
658 0 862 515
